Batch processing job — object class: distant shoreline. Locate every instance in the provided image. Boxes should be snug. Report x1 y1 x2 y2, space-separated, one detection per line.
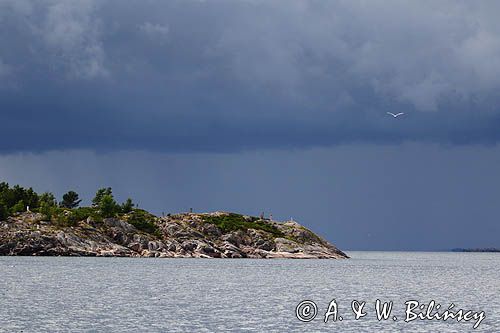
451 248 500 253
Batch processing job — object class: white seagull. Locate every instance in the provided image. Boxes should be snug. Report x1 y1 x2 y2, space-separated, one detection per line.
387 112 405 118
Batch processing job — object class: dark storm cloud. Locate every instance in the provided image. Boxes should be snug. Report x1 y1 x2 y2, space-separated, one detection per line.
1 0 500 153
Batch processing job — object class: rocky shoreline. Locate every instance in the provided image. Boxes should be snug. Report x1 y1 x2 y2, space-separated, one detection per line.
0 211 348 259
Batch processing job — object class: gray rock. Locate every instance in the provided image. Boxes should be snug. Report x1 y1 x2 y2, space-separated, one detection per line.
104 218 136 233
181 241 197 252
129 242 142 252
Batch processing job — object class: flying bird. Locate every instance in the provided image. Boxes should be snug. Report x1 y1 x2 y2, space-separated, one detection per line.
387 112 405 118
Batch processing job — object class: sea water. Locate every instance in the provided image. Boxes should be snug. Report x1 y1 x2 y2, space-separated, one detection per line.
0 252 498 332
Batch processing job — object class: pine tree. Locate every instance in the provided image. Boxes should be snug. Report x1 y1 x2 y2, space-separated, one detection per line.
121 198 134 213
60 191 82 209
92 187 112 207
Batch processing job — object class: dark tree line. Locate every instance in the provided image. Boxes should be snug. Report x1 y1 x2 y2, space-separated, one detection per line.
0 182 135 220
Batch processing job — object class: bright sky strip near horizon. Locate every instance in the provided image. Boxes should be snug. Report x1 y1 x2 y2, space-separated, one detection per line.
1 1 500 250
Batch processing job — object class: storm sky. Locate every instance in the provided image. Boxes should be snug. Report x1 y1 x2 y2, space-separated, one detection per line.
1 0 500 250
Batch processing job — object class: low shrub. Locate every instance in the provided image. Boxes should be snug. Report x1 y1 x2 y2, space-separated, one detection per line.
203 213 284 237
127 209 161 237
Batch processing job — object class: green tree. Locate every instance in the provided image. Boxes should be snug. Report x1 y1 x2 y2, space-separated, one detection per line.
11 200 25 214
0 184 39 210
0 182 9 198
24 187 39 208
92 187 112 207
0 182 15 208
121 198 134 213
39 201 56 220
39 192 57 207
0 183 10 217
99 194 119 218
0 203 8 220
60 191 82 209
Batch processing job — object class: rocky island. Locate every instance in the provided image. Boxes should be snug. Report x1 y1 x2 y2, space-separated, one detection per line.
0 211 347 259
0 183 347 259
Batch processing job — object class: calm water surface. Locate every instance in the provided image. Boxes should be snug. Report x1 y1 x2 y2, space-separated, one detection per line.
0 252 499 332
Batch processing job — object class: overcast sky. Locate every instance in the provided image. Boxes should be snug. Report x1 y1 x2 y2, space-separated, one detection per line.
1 0 500 250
